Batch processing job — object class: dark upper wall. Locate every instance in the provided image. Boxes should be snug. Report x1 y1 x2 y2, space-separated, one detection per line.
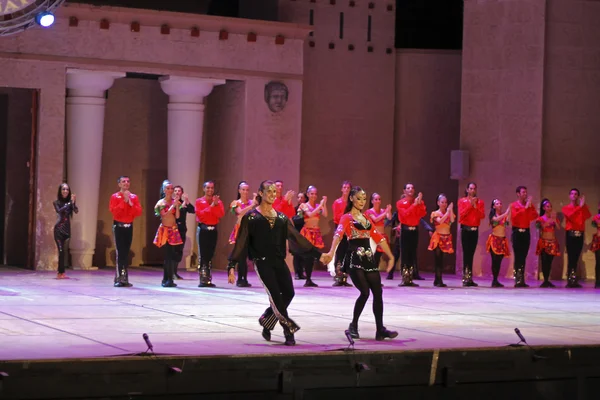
68 0 464 49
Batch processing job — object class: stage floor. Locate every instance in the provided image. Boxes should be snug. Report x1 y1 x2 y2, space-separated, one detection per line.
1 266 600 361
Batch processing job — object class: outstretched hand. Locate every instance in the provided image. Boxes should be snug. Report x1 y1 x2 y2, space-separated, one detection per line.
320 253 332 265
227 269 236 285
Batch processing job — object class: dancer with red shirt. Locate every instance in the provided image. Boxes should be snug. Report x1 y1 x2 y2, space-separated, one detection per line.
195 180 225 288
428 194 455 288
332 181 353 287
396 183 426 287
562 188 591 288
458 182 485 287
365 193 392 272
298 185 327 287
228 181 257 287
591 203 600 288
486 199 511 288
324 186 397 341
273 180 296 219
153 180 183 288
109 176 143 287
535 199 560 288
510 186 539 287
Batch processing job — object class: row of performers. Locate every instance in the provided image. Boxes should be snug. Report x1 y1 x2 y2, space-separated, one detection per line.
52 177 600 290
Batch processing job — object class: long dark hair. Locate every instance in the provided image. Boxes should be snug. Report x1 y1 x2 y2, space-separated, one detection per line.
256 180 274 205
489 199 499 225
344 186 365 214
56 183 72 203
236 181 248 200
539 198 550 217
368 192 380 209
160 179 172 199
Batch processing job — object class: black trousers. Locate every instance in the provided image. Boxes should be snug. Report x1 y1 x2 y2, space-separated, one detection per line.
54 233 69 274
566 232 584 273
113 222 133 269
400 227 419 268
196 224 218 266
461 228 479 271
511 229 531 273
113 222 133 282
256 258 296 331
392 235 400 266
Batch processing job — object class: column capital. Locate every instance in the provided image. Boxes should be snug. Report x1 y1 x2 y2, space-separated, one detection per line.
159 76 226 103
66 69 126 98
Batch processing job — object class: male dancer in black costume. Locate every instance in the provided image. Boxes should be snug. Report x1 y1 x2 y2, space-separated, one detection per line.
228 180 330 346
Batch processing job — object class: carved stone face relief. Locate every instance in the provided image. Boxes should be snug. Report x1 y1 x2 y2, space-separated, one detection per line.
264 81 288 113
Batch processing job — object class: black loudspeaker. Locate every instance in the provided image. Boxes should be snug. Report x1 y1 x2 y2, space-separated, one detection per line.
450 150 469 180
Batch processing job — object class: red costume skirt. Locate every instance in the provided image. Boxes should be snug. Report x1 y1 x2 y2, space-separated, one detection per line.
591 235 600 252
535 238 561 256
427 232 454 253
229 223 240 244
153 225 183 247
300 226 325 249
486 234 510 256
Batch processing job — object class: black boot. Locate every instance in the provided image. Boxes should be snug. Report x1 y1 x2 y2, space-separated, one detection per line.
514 267 529 288
332 264 352 287
386 271 394 280
347 323 359 339
259 310 277 341
462 267 478 287
491 264 504 287
162 261 177 288
376 327 398 341
566 268 582 288
284 330 296 346
198 262 216 287
433 262 447 287
114 264 133 287
399 265 419 287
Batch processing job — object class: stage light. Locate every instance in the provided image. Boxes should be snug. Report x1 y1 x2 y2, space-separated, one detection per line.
35 12 55 28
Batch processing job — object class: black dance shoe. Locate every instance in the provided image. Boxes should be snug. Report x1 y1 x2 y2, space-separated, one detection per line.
375 328 398 341
347 323 359 339
284 333 296 346
174 273 183 280
491 280 504 288
434 281 447 288
262 328 271 341
236 280 252 288
162 280 177 288
304 279 318 287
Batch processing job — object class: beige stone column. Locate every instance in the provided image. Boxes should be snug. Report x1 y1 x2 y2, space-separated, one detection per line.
66 69 125 270
159 76 225 270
